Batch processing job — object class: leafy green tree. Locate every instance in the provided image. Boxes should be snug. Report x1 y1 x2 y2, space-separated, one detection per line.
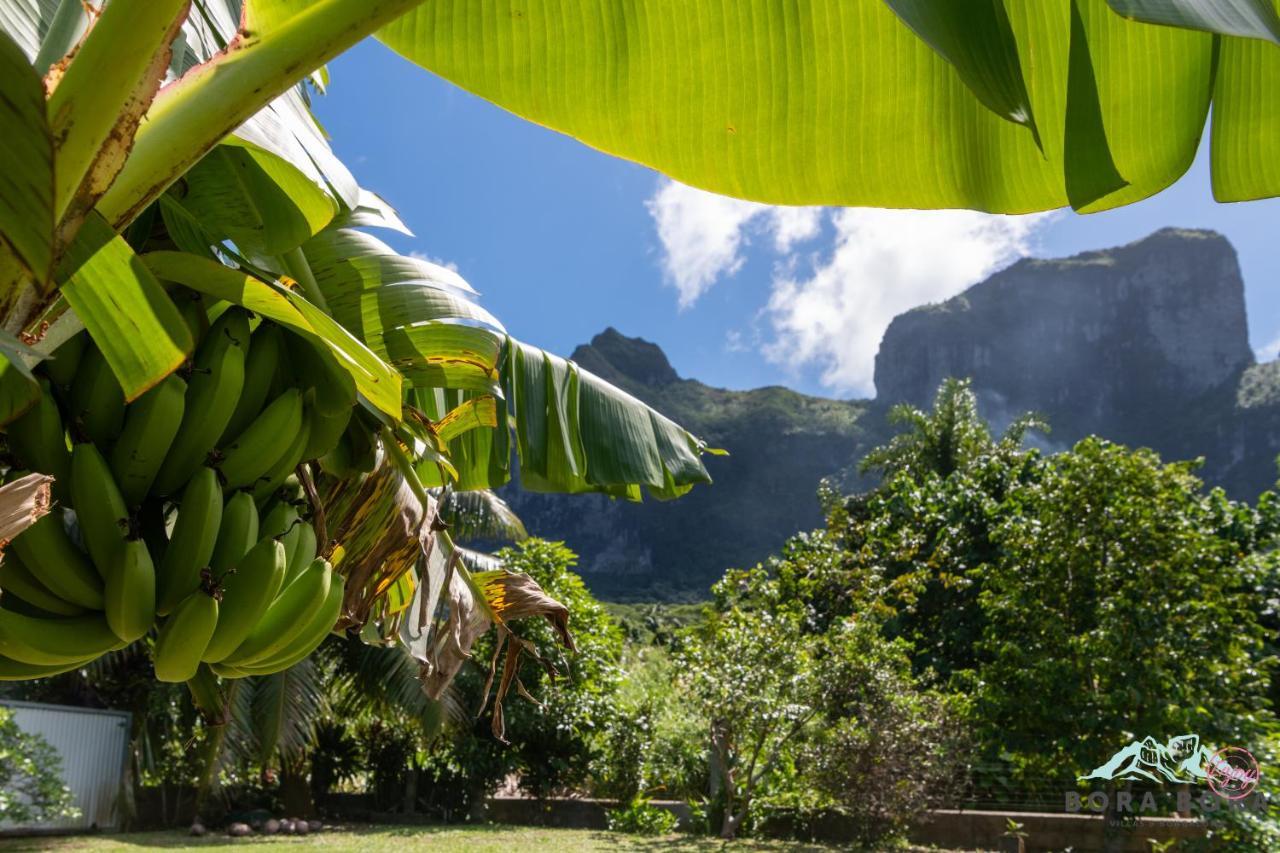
679 592 818 840
836 380 1044 681
975 438 1280 785
0 706 77 825
439 539 623 803
800 619 969 846
682 552 969 842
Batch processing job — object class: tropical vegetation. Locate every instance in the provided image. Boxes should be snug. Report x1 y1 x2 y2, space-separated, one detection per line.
3 0 1280 845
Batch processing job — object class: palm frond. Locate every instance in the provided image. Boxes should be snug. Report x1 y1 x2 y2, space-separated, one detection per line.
250 657 328 768
434 488 527 543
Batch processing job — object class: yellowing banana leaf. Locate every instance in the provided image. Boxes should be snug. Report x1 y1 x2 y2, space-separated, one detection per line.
58 214 193 401
302 228 504 391
46 0 189 225
436 396 499 443
412 387 511 491
299 222 714 497
141 250 402 419
0 27 54 286
379 0 1213 212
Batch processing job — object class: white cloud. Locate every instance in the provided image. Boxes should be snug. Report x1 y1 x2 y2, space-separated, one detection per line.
409 249 459 273
646 179 821 308
763 208 1055 396
1258 332 1280 363
768 207 823 253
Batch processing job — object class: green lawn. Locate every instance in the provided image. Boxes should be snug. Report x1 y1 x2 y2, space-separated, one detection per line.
0 825 959 852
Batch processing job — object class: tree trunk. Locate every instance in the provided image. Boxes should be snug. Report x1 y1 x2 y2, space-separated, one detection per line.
280 761 314 818
192 724 227 822
720 809 743 840
402 767 418 815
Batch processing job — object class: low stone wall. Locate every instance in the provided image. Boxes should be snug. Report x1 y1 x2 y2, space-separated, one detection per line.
483 798 1206 851
911 809 1205 852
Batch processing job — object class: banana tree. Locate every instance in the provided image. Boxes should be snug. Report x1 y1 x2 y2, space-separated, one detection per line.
0 0 1272 700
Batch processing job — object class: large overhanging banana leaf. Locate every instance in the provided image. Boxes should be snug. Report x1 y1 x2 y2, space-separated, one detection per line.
297 223 716 499
378 0 1278 211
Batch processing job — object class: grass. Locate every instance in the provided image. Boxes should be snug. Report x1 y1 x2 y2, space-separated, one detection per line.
0 824 954 852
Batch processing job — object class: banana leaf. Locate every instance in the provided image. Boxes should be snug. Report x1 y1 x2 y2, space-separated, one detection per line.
378 0 1213 212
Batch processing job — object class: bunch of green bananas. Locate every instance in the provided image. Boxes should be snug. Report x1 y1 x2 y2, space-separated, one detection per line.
0 291 359 683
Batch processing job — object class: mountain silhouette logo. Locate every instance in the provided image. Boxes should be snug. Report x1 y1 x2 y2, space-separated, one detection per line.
1079 734 1214 784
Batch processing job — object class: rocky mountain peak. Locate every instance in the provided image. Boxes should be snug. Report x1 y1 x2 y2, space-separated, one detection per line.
571 327 681 387
874 228 1253 446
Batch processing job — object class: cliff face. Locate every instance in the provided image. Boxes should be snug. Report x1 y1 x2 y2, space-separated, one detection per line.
875 229 1254 445
506 230 1280 599
875 228 1277 497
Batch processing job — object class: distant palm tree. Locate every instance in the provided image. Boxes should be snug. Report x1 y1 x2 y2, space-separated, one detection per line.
861 378 1047 479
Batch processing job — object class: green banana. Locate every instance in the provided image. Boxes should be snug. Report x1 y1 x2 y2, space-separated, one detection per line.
201 537 286 663
156 468 222 616
7 379 71 496
10 510 104 609
260 502 299 551
70 345 125 446
153 309 250 495
221 323 284 443
217 388 303 491
285 521 318 586
0 553 85 616
231 573 344 676
0 610 124 665
0 654 99 680
175 289 209 346
153 587 219 682
105 538 156 643
250 414 311 503
42 332 86 389
110 373 187 507
208 662 249 679
304 405 352 462
208 491 259 576
70 442 129 576
220 558 331 667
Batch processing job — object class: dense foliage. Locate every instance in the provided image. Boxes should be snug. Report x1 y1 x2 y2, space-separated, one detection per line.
433 540 623 803
0 706 77 825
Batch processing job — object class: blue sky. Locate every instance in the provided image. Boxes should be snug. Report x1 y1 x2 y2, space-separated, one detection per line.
315 38 1280 400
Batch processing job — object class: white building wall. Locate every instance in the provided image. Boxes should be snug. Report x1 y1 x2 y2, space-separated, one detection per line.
1 700 130 831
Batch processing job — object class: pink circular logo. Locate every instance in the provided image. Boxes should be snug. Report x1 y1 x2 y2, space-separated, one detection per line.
1206 746 1259 799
